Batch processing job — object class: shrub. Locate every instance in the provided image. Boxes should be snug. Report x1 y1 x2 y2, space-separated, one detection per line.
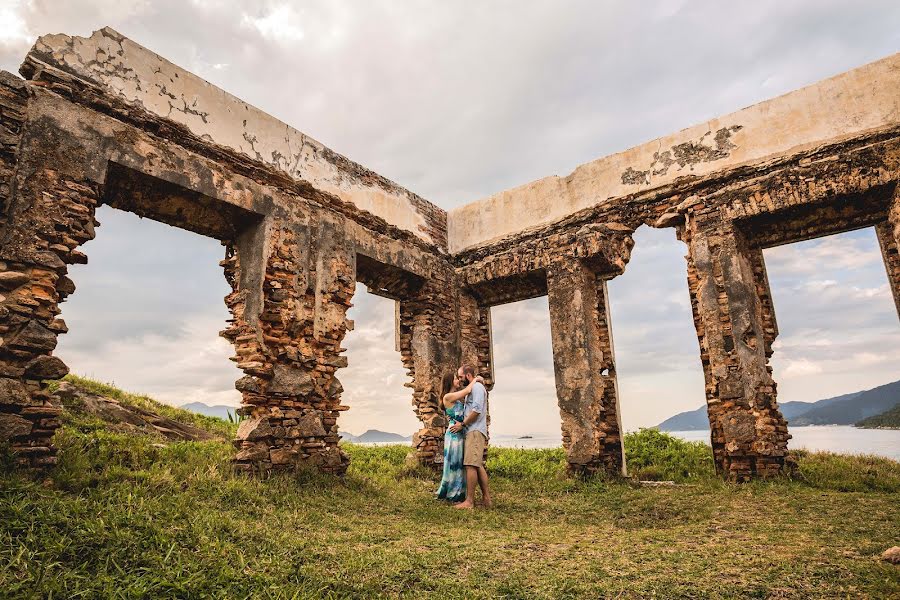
790 449 900 493
623 428 716 482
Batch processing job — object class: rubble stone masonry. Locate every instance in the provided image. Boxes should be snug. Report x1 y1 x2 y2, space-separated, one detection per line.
1 28 898 480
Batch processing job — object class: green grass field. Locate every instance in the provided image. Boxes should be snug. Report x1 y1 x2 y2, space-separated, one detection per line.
2 377 899 598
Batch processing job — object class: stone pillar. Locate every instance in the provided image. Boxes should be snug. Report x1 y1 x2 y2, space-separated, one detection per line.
0 74 99 468
224 221 354 475
398 271 461 467
876 189 900 319
683 221 790 481
458 291 494 388
546 257 625 477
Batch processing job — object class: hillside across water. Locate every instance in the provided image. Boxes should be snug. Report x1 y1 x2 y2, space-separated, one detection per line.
658 379 900 431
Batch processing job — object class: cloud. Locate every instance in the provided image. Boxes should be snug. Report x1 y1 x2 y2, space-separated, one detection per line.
5 1 900 437
241 4 305 43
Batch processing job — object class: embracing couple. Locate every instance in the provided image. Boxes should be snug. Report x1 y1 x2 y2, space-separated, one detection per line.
435 365 492 509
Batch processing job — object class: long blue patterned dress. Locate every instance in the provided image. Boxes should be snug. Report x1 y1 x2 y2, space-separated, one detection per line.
436 400 466 502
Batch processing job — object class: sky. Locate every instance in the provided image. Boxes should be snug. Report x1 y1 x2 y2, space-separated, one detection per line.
1 1 899 438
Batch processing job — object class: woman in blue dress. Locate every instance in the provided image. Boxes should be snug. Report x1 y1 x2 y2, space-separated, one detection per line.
436 371 483 502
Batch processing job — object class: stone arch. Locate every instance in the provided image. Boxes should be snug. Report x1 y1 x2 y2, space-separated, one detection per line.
671 152 900 481
0 126 267 470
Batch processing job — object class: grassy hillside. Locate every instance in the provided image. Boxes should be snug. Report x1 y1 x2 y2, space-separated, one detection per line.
1 377 899 598
857 403 900 429
792 380 900 426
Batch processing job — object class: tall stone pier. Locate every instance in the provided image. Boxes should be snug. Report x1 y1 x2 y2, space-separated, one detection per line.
1 28 898 480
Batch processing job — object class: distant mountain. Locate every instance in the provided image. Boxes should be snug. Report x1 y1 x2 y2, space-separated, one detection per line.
657 381 897 431
856 403 900 429
654 402 824 430
180 402 237 421
656 407 709 431
339 429 411 443
792 380 900 425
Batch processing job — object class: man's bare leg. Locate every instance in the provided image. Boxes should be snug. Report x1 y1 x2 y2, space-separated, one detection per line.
454 466 478 509
476 466 492 507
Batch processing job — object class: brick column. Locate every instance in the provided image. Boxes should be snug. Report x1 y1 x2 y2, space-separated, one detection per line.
224 222 354 475
546 257 625 477
875 189 900 319
458 291 494 388
0 74 99 467
398 272 461 467
683 221 790 481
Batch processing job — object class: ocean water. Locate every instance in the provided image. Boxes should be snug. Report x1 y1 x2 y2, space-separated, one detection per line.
489 426 900 461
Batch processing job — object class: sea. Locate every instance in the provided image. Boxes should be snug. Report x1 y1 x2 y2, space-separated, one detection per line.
489 426 900 461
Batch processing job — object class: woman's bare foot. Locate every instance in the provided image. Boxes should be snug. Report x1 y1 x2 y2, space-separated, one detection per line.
481 497 493 508
454 500 475 509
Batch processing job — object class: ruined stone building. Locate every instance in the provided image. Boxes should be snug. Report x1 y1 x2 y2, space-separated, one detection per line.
1 29 897 481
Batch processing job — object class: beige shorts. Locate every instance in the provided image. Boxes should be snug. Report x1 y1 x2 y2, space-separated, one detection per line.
463 431 487 468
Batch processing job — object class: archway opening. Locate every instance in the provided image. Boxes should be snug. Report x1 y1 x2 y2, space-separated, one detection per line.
339 283 419 444
605 226 710 469
762 227 900 457
488 297 559 448
56 203 242 416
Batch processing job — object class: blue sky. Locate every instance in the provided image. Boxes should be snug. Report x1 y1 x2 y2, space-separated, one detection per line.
1 1 898 437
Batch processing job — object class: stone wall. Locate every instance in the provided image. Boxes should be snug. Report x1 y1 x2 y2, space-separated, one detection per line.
0 72 92 467
448 52 900 252
2 28 898 481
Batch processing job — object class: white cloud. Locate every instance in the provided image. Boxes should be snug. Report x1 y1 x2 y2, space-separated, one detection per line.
781 358 824 378
241 4 305 43
5 1 900 437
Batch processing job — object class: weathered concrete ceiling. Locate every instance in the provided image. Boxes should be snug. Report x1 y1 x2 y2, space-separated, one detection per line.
448 52 900 253
20 27 447 249
14 27 900 266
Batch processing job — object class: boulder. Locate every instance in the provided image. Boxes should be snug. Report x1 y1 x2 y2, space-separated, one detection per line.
295 412 326 438
24 355 69 379
0 413 32 439
0 271 28 290
0 377 30 405
269 446 298 465
268 365 313 395
234 443 269 462
9 321 58 352
236 416 273 441
55 276 76 295
882 546 900 564
235 375 261 393
327 376 344 397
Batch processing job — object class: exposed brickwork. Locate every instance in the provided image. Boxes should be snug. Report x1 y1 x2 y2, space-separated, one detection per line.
681 223 789 481
221 225 355 474
547 258 625 476
0 89 100 466
399 275 461 466
2 31 899 483
876 190 900 317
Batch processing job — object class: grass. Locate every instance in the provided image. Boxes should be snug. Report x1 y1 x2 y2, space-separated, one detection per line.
1 378 899 598
53 374 238 439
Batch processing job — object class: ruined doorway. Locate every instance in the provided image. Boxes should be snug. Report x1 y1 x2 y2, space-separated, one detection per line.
56 204 242 411
606 227 707 436
763 228 900 433
489 297 559 448
339 282 419 445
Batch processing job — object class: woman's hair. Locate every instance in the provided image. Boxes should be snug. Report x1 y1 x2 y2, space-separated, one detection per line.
440 371 457 399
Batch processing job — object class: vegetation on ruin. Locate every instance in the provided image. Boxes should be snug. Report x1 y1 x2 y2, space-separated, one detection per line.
1 377 899 599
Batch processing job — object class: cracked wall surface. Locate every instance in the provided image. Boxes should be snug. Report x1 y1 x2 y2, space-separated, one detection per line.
1 28 898 480
22 27 446 249
448 52 900 253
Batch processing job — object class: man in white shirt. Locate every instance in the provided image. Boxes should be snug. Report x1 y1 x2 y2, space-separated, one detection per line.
448 364 492 509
